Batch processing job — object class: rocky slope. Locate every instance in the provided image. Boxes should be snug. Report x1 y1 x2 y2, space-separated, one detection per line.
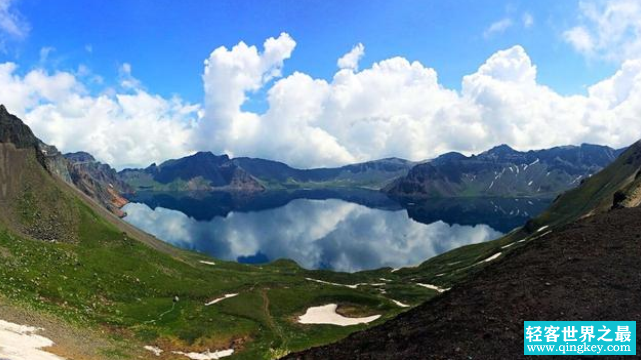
119 152 266 192
64 151 133 217
1 104 131 218
288 205 641 359
288 144 641 360
386 144 624 198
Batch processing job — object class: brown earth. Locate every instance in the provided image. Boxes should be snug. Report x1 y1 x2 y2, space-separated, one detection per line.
287 206 641 360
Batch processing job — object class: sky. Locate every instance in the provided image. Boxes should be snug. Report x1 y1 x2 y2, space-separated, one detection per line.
1 0 641 169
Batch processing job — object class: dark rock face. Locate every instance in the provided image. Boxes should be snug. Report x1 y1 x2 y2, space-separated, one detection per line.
0 105 40 149
65 152 133 217
287 206 641 360
386 144 625 198
1 105 133 217
64 151 96 163
0 105 48 169
121 151 266 192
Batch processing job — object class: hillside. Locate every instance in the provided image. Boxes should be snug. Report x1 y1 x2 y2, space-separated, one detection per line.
3 103 638 360
288 143 641 360
287 205 641 359
0 106 447 359
64 152 133 217
386 144 624 198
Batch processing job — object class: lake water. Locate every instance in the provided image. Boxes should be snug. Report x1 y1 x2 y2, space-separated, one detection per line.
122 189 551 272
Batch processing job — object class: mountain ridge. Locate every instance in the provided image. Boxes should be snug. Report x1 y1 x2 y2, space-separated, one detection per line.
385 143 626 198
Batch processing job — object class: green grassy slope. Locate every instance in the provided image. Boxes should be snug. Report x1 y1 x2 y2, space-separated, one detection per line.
0 142 444 359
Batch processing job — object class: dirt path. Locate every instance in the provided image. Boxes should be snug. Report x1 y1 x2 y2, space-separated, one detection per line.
260 289 288 351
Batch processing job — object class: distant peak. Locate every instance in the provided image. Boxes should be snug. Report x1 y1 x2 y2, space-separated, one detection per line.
488 144 517 153
64 151 96 163
190 151 230 161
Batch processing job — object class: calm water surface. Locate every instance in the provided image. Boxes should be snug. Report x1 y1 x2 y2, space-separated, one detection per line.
123 189 550 272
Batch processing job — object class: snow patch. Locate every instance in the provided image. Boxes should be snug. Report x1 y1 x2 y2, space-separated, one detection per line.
298 304 380 326
536 225 549 233
392 300 410 308
205 293 238 306
482 252 502 263
305 278 362 289
144 346 163 356
199 260 216 266
416 283 449 293
0 319 65 360
173 349 234 359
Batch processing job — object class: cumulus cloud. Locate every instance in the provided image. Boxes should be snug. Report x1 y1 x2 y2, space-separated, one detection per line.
564 0 641 62
337 43 365 71
193 35 641 168
0 63 199 169
6 31 641 170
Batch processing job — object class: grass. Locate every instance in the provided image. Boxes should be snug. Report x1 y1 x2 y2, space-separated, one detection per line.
4 143 619 359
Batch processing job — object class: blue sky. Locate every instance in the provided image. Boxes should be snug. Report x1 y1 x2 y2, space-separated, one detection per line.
4 0 616 103
2 0 641 169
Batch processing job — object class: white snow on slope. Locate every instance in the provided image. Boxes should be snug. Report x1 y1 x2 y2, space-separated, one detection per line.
298 304 381 326
0 319 65 360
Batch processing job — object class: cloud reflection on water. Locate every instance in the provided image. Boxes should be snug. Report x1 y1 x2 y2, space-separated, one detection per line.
123 198 502 272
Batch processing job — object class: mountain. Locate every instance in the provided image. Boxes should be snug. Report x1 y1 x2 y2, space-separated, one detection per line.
385 144 625 198
64 151 133 217
527 140 641 230
288 143 641 360
232 156 415 189
119 151 265 192
4 103 639 359
120 153 415 192
0 106 433 359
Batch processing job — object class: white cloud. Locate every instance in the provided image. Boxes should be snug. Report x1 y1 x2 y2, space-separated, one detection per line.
195 35 641 168
0 63 199 169
337 43 365 71
522 12 534 28
564 0 641 62
564 26 594 54
39 46 55 64
6 32 641 170
0 0 28 44
483 18 514 38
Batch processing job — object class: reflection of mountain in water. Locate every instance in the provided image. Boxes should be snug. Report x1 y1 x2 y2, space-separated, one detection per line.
125 188 403 221
127 190 551 233
396 197 551 233
123 190 551 271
